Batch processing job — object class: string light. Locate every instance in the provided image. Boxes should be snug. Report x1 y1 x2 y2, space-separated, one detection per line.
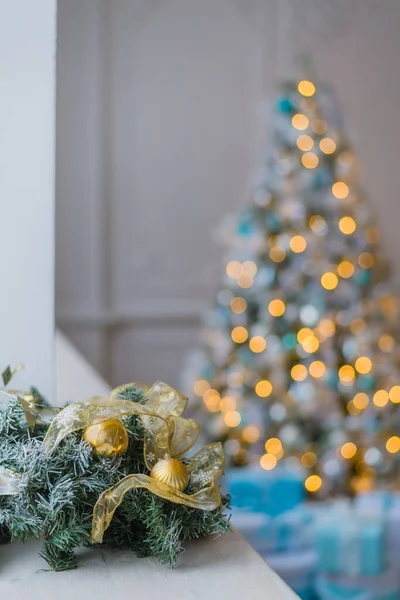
291 364 308 382
292 114 309 130
265 438 282 454
338 365 355 383
226 261 242 278
347 400 360 415
311 118 326 134
255 380 273 398
358 252 374 269
298 80 316 97
332 182 349 199
317 319 336 338
297 134 314 151
237 274 254 288
260 454 277 470
203 389 220 412
309 361 326 378
249 336 267 353
193 380 210 396
386 436 400 454
269 246 286 262
230 297 247 314
353 392 369 410
290 235 307 253
242 425 260 444
297 327 313 343
231 326 248 344
389 386 400 404
242 261 258 277
219 396 237 412
338 150 354 168
301 452 317 468
302 335 319 353
350 318 367 335
224 411 241 427
338 260 354 279
321 272 339 290
302 152 319 169
268 299 286 317
341 442 357 459
339 216 356 235
355 356 372 374
373 390 389 407
319 137 337 154
309 215 327 234
379 334 395 352
305 474 322 492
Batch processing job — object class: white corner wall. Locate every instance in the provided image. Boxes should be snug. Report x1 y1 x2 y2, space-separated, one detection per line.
0 0 56 398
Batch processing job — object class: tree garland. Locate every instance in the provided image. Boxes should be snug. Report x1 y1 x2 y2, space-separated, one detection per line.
0 375 229 571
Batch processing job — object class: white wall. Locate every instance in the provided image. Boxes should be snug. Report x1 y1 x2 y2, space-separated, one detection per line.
56 0 400 389
0 0 56 398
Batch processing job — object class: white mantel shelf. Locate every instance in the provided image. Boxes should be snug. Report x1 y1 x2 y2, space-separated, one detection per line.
0 332 298 599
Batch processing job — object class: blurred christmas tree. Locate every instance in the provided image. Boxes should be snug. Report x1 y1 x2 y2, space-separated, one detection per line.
186 75 400 497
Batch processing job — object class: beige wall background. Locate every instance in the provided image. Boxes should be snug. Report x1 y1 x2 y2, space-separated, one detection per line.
56 0 400 389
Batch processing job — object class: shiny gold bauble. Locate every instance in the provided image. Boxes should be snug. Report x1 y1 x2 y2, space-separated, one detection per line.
83 419 129 458
150 458 189 492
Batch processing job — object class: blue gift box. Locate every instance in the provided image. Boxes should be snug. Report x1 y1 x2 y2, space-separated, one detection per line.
225 466 305 516
315 565 400 600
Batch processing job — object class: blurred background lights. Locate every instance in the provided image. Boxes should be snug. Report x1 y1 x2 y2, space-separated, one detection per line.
332 181 349 199
373 390 389 407
290 235 307 253
242 260 258 277
319 137 337 154
389 386 400 403
340 442 357 459
298 80 316 97
302 151 319 169
339 365 355 383
260 453 277 470
305 474 322 492
292 113 309 130
219 396 236 412
237 273 254 288
268 299 286 317
321 272 338 290
339 216 356 234
311 118 326 134
264 437 283 454
230 297 247 314
302 335 319 353
338 150 354 168
353 392 369 410
249 336 267 353
301 451 317 468
338 260 354 278
231 326 248 343
226 260 242 278
269 246 286 263
309 361 326 378
242 425 260 444
355 356 372 374
386 436 400 454
297 134 314 151
255 379 273 398
291 364 308 381
193 379 210 396
297 327 313 343
309 215 327 234
224 410 241 427
358 252 374 269
317 318 336 338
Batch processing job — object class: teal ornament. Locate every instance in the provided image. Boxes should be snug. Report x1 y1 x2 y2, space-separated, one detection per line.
276 97 293 113
355 269 371 286
326 369 339 389
358 375 374 391
236 221 253 237
282 333 297 350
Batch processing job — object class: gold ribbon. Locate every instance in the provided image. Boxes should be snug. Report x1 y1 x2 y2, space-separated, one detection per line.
40 381 225 543
0 467 23 495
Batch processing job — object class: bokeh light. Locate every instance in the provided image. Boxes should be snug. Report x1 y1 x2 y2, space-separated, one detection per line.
338 260 354 279
268 299 286 317
309 361 326 378
297 134 314 151
255 380 273 398
291 364 308 381
224 411 241 427
341 442 357 459
339 216 356 235
332 182 349 199
230 297 247 314
305 474 322 492
249 336 267 353
290 235 307 253
298 80 316 97
231 326 248 344
319 137 337 154
292 113 309 130
302 152 319 169
355 356 372 374
260 454 277 470
373 390 389 407
321 272 339 290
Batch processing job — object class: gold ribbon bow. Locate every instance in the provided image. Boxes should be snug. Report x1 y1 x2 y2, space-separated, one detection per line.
42 382 225 544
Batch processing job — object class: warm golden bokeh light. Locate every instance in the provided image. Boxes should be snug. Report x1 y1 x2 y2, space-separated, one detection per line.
290 235 307 253
332 182 349 199
317 319 336 338
389 386 400 404
319 137 337 154
358 252 374 269
260 453 278 470
231 326 249 344
291 364 308 382
311 118 326 134
305 474 322 492
297 134 314 151
379 334 395 352
292 113 310 130
309 360 326 378
268 299 286 317
193 379 210 396
203 389 220 412
237 274 254 289
297 327 314 343
338 365 355 383
341 442 357 459
265 438 283 454
242 425 261 444
226 260 242 278
224 411 241 427
301 452 317 468
339 216 356 235
298 80 316 97
338 260 354 279
321 272 339 290
230 297 247 314
219 396 237 413
355 356 372 375
338 150 354 168
350 318 367 335
269 246 286 263
302 336 320 353
353 392 369 410
386 436 400 454
309 215 326 234
347 400 360 415
302 152 319 169
242 260 258 277
373 390 389 407
255 380 273 398
249 336 267 353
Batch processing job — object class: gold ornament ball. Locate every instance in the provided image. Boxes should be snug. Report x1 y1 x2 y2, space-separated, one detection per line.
150 458 189 492
83 419 129 458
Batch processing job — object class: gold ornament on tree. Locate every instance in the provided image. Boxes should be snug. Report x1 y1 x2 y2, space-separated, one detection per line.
83 418 129 458
150 457 189 492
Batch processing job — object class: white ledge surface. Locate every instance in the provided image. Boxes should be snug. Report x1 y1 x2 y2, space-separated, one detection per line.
0 332 298 599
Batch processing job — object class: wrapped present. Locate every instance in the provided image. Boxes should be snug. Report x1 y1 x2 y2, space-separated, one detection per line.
315 501 385 577
226 466 305 515
315 564 400 600
266 549 317 600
